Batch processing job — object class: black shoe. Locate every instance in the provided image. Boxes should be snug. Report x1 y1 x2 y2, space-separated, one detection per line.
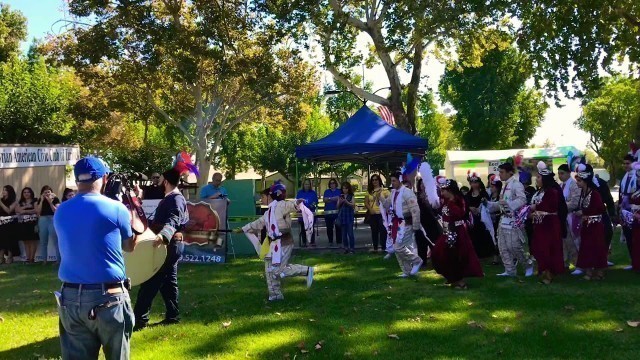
157 318 180 326
133 322 148 332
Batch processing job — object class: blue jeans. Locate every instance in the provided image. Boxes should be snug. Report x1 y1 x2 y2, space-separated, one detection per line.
37 216 59 262
58 286 134 360
341 220 355 250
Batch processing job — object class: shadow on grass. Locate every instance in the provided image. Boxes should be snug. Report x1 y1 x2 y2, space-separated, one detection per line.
3 230 640 359
0 336 60 360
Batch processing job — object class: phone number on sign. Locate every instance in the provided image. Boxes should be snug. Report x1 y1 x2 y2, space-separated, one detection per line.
182 254 224 263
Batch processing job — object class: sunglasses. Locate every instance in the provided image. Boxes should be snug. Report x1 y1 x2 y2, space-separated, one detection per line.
152 176 160 179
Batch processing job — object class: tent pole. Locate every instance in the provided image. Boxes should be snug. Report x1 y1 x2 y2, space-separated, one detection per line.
295 159 299 194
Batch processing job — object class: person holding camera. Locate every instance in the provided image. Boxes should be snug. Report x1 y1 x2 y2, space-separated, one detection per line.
36 185 61 264
53 157 137 360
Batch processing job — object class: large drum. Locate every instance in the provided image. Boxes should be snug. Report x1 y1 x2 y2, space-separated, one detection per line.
123 229 167 286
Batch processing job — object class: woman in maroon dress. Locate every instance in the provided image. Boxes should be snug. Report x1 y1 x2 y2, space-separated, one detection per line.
574 164 608 280
432 178 484 289
529 162 566 284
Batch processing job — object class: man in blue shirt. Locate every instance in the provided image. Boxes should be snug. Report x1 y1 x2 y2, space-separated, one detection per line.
199 172 228 200
54 157 136 360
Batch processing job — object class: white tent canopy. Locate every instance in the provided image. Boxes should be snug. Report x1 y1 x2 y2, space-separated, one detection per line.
444 146 582 184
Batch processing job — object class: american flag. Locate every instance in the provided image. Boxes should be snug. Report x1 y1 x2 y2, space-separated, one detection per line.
378 106 395 126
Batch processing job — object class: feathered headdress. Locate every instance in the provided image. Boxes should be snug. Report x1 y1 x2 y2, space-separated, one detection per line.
269 180 286 197
437 176 454 189
419 162 440 208
173 151 199 177
467 170 481 183
400 153 422 182
575 163 600 187
537 161 552 176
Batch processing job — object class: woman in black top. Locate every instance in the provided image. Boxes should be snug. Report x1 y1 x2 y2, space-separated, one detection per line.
16 187 38 263
0 185 19 264
465 174 496 259
36 185 60 264
415 178 443 265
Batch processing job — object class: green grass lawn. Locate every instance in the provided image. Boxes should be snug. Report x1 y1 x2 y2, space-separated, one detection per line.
1 236 640 360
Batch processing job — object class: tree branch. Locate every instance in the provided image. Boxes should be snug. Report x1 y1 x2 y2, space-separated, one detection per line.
328 0 369 32
146 89 195 144
325 63 390 105
615 7 640 29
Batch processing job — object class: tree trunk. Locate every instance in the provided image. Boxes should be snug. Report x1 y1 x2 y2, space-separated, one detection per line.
196 146 211 187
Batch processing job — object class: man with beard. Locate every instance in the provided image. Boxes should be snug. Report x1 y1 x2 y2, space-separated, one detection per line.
133 167 189 331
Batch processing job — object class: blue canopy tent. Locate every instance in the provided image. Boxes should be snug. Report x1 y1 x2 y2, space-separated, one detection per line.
295 106 428 163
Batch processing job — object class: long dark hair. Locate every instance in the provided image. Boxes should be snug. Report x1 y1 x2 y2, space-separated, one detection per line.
542 174 568 238
40 185 53 195
19 187 35 204
2 185 16 205
442 180 464 199
368 174 384 194
341 182 354 196
62 188 75 202
489 180 502 200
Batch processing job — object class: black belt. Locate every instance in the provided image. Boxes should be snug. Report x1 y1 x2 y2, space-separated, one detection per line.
63 281 125 290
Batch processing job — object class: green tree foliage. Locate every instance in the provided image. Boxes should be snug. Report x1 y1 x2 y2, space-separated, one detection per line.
0 3 26 62
0 56 81 144
63 0 318 185
215 125 258 180
258 0 506 134
439 45 547 150
251 104 333 185
576 77 640 182
513 1 640 100
417 92 457 172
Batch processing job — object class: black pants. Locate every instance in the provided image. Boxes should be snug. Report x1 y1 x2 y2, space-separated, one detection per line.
325 215 342 244
134 242 181 324
369 214 386 250
624 225 633 257
298 219 316 245
603 213 613 247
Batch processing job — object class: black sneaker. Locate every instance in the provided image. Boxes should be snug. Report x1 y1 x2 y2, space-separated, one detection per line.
157 318 180 326
133 322 148 332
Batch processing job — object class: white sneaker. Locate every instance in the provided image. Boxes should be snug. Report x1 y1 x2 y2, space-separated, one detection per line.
398 273 409 278
624 265 633 271
496 272 514 277
525 265 534 277
571 269 584 276
268 295 284 301
306 267 315 288
383 253 393 260
607 261 615 266
410 259 423 275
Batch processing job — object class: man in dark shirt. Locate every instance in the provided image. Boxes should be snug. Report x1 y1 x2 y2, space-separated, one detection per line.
141 172 165 200
133 168 189 330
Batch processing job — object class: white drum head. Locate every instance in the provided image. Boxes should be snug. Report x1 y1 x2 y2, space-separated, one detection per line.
123 228 167 286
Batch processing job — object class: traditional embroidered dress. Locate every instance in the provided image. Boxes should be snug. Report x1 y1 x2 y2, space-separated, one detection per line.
561 177 581 265
383 185 422 275
243 199 311 299
488 175 529 276
531 188 565 275
431 195 483 283
575 189 608 270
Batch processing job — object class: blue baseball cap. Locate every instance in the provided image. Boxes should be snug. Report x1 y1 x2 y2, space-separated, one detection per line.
74 157 110 183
